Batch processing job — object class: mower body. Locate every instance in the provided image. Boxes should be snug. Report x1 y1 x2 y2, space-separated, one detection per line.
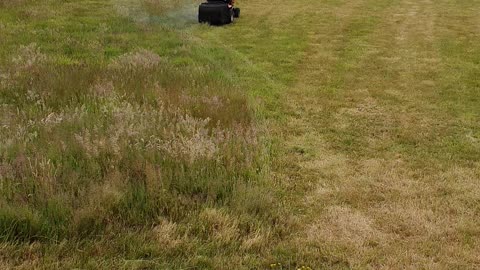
199 0 240 25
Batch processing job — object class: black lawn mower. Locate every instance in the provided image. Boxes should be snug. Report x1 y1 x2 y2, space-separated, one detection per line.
198 0 240 25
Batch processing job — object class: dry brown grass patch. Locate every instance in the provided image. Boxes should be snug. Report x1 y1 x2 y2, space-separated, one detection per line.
152 219 183 248
199 208 240 245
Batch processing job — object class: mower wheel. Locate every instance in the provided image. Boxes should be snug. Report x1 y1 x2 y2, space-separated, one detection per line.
233 8 240 18
228 9 234 23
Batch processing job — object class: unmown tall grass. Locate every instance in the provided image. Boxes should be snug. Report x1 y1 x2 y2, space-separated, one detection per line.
0 40 272 232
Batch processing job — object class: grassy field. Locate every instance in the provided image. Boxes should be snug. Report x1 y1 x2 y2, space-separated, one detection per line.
1 0 480 269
